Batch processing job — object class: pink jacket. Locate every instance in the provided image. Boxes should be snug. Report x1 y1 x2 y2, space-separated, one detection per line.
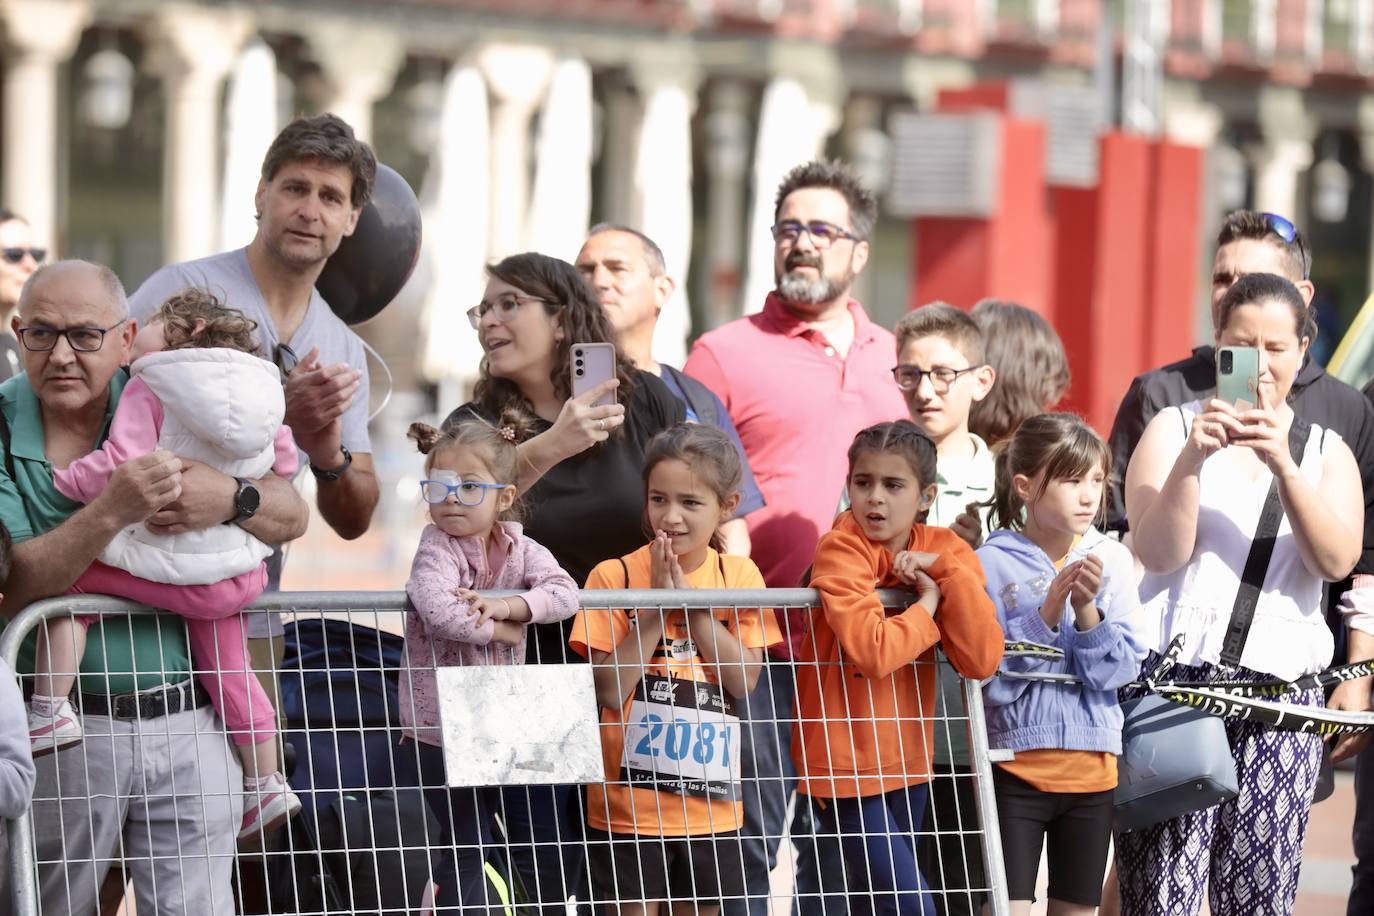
400 521 579 745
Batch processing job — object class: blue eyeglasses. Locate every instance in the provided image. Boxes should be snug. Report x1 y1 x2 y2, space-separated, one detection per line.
1260 212 1310 279
420 479 511 506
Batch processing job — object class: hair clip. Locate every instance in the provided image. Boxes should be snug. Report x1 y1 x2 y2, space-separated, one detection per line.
499 426 516 441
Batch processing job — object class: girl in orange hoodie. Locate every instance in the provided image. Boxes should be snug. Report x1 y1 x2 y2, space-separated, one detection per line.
793 420 1004 916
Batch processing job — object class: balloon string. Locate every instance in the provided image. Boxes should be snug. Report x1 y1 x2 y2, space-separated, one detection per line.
360 335 394 423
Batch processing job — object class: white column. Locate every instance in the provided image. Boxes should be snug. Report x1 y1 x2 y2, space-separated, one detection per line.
599 77 642 227
630 53 699 367
420 61 490 390
149 4 252 264
702 80 751 330
219 39 279 250
307 23 404 144
479 44 555 260
1252 86 1315 221
526 56 593 258
0 0 90 256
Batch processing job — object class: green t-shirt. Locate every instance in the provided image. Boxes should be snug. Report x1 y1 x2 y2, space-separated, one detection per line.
0 372 192 695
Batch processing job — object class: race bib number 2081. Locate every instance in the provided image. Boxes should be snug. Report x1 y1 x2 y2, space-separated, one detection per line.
620 675 741 801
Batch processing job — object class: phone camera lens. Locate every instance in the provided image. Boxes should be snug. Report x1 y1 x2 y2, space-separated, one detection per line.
575 368 583 377
1220 351 1233 372
575 359 584 367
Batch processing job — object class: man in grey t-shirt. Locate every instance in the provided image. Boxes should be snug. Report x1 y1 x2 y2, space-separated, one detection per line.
129 114 381 646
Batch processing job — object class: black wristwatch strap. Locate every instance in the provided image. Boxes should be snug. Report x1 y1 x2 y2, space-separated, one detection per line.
310 445 352 482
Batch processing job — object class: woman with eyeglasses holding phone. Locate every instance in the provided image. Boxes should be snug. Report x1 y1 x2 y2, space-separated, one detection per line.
0 209 46 380
440 251 685 912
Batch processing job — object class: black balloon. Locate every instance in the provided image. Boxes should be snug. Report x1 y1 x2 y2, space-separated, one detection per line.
315 163 422 326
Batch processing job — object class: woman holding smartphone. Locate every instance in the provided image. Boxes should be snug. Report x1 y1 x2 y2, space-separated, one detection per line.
1119 271 1362 916
439 251 685 912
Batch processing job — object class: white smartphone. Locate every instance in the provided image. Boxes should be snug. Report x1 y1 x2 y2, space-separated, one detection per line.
570 342 617 407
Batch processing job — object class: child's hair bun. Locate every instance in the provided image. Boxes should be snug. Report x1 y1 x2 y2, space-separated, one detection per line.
408 421 443 455
496 407 538 445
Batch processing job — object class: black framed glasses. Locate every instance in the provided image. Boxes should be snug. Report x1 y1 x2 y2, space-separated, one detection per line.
0 247 46 265
770 220 861 249
420 479 511 506
891 364 980 394
272 342 298 384
17 318 127 353
467 294 554 330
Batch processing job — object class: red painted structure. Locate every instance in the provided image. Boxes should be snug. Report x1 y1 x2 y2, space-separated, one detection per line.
911 83 1204 435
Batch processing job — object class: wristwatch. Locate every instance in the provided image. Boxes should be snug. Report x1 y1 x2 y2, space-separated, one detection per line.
310 445 352 482
225 477 260 526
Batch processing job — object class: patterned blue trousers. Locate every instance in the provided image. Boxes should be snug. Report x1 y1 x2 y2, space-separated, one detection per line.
1114 659 1324 916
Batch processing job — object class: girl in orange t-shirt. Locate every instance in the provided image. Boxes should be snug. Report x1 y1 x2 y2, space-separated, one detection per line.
792 420 1003 916
570 424 780 916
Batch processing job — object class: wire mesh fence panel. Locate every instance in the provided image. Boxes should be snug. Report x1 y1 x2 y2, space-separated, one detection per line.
0 590 1010 916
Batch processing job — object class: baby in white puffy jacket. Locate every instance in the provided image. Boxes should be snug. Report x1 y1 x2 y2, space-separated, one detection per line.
31 288 301 842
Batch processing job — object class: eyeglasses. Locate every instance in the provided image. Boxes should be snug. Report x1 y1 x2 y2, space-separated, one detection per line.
0 247 46 265
770 220 861 249
1260 211 1311 279
272 342 298 384
420 479 511 506
17 318 127 353
467 294 553 330
891 364 980 394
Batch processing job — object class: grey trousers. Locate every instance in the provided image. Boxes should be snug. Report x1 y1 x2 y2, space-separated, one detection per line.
1 703 242 916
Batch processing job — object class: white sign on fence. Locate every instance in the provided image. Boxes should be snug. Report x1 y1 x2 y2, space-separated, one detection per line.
436 664 604 787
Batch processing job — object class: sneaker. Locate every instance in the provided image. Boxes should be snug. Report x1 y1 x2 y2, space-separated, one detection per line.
29 701 82 757
238 772 302 842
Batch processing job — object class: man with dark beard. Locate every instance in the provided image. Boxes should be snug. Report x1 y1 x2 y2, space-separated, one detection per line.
685 159 906 916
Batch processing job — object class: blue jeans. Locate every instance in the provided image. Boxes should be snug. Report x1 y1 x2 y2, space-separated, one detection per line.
499 783 589 916
395 741 588 915
394 739 504 914
724 661 848 916
818 785 937 916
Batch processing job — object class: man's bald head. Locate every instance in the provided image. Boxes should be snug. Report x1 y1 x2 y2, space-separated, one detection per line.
18 260 128 324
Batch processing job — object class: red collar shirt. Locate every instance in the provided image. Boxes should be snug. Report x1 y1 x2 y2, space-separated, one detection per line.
684 292 907 656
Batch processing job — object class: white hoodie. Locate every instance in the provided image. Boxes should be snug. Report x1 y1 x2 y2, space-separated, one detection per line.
96 347 285 586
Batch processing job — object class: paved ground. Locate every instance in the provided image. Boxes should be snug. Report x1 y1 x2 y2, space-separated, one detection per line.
1299 770 1358 916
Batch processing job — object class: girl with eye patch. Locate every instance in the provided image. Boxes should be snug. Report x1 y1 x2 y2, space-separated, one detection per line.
396 411 580 914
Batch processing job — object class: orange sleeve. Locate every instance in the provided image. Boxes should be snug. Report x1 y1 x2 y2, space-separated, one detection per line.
568 561 632 659
922 529 1005 680
810 526 941 679
724 557 782 650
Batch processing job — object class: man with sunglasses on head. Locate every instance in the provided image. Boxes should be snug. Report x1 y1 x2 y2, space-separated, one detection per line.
127 115 381 681
685 160 906 916
0 260 309 915
0 209 46 380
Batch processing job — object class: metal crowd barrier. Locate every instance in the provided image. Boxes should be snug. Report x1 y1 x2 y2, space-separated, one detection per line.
0 590 1010 916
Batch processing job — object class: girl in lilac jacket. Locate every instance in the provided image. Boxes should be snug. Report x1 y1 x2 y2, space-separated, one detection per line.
398 412 578 913
976 414 1146 916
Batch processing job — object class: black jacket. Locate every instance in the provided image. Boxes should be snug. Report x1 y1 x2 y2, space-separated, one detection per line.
1106 345 1374 577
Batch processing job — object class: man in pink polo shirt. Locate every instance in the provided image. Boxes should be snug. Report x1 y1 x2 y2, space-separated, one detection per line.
685 159 906 916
